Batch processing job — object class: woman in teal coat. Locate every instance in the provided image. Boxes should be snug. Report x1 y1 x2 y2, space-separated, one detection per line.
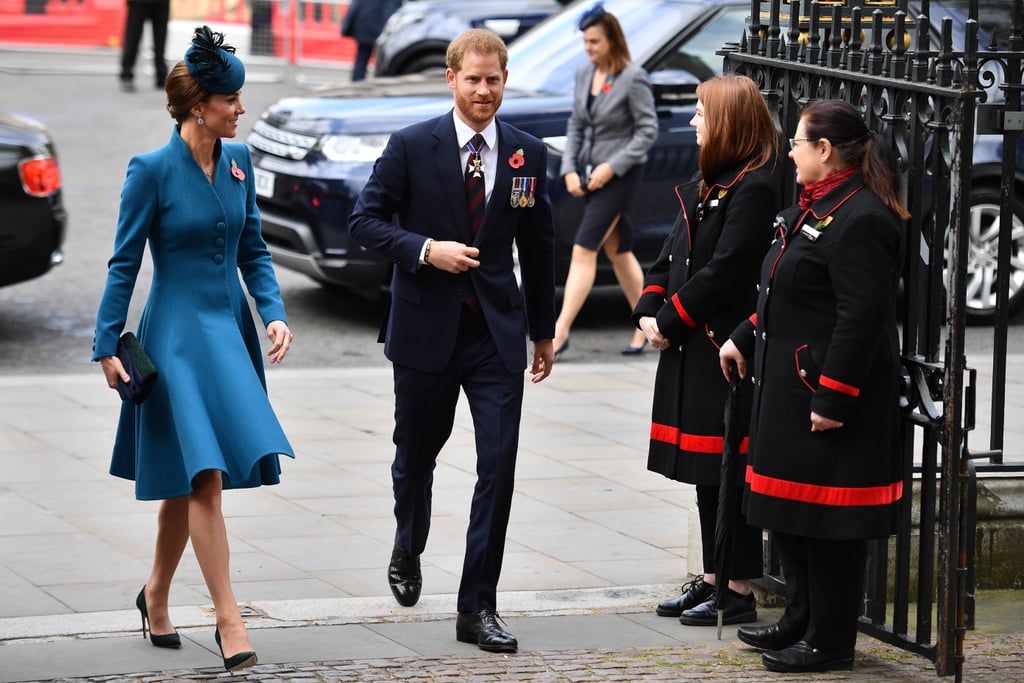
93 27 293 672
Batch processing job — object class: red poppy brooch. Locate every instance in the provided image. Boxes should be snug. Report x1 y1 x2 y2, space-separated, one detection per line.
230 158 245 181
508 148 525 169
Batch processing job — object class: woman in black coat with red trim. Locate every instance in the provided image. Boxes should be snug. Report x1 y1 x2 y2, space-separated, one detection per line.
632 74 780 627
720 99 909 674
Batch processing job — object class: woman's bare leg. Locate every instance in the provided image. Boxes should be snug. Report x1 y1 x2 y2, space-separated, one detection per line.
144 497 189 635
602 225 647 349
553 244 599 351
189 470 252 657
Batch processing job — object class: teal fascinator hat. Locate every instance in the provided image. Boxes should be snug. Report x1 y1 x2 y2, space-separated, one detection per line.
185 26 245 94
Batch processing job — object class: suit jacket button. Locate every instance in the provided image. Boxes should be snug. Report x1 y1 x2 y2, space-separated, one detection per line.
213 253 224 264
799 369 807 377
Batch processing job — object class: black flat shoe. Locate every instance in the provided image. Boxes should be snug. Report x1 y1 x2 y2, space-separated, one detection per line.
737 621 803 651
621 339 648 355
215 627 257 672
388 543 422 607
456 609 518 653
655 576 715 617
679 588 757 626
135 586 181 649
761 640 854 673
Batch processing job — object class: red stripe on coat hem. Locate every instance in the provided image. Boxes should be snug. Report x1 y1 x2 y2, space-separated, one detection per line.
651 423 749 454
746 465 902 507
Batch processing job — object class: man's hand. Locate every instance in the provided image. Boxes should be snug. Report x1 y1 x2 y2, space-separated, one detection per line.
427 240 481 273
638 316 669 351
530 339 554 383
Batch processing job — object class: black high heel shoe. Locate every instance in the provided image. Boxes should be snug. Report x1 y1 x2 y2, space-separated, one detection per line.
215 627 257 672
553 338 570 360
135 586 181 649
621 339 648 355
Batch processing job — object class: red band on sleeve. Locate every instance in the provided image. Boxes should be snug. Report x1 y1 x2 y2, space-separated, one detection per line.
819 374 860 397
670 293 697 328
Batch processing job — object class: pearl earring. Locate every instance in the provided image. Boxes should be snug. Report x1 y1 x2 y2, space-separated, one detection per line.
197 115 204 126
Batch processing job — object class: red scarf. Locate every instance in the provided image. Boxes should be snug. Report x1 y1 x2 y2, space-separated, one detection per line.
798 165 857 209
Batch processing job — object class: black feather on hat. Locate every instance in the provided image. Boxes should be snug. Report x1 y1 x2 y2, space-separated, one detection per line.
185 26 245 94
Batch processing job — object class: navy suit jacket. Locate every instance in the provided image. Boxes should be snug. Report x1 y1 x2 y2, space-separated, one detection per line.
349 111 556 374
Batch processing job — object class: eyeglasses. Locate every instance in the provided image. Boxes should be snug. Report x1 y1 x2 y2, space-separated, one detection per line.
788 137 816 150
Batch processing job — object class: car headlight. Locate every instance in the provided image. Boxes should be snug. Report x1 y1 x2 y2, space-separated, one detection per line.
320 134 391 162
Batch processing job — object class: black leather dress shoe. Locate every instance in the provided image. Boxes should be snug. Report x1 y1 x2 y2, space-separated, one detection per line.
655 576 715 617
736 622 802 651
679 588 756 626
456 609 518 653
761 640 855 673
387 544 421 607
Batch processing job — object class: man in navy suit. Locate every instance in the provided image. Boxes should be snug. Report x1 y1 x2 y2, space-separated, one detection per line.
348 28 556 653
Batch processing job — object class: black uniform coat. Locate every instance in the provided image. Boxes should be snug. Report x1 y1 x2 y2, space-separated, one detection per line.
729 171 904 540
633 161 779 485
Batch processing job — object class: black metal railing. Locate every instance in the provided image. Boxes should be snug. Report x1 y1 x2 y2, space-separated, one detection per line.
722 1 1024 679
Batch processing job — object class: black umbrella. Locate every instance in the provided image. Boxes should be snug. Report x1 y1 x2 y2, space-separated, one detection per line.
714 368 745 639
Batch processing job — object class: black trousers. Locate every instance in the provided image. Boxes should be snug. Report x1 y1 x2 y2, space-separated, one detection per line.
120 1 169 85
773 531 867 651
696 483 763 580
391 307 524 614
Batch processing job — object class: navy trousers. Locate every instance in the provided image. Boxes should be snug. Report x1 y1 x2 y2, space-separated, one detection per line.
391 307 524 613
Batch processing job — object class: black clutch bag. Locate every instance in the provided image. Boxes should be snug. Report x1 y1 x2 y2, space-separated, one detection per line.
116 332 158 404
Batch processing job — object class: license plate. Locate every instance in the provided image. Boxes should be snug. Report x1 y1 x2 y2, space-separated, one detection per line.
253 168 275 198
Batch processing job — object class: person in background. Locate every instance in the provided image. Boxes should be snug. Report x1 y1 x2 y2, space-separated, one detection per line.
719 99 908 673
633 74 779 629
119 0 170 92
341 0 402 81
552 2 657 358
348 29 555 653
94 27 295 673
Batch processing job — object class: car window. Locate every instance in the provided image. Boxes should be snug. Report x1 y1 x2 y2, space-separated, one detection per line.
650 7 749 80
506 0 695 94
930 0 1014 48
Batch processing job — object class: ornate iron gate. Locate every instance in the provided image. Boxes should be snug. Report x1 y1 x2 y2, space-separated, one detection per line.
721 1 1024 678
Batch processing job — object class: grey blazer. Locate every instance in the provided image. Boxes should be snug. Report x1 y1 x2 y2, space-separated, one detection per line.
559 61 658 179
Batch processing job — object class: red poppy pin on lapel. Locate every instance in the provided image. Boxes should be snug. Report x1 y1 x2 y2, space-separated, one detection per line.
231 159 245 181
508 148 525 169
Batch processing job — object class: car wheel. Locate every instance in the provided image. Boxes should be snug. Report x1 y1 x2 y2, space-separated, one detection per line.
948 187 1024 325
401 52 448 75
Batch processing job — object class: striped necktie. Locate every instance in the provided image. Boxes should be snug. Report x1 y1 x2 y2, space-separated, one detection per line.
463 134 485 309
465 133 485 237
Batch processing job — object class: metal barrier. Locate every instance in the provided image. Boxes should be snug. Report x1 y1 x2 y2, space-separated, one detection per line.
723 1 1024 679
0 0 358 75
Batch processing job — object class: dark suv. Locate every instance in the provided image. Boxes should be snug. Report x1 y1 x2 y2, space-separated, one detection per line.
374 0 571 76
247 0 1024 323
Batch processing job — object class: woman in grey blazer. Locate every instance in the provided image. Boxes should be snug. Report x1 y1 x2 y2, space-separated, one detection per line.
553 3 657 357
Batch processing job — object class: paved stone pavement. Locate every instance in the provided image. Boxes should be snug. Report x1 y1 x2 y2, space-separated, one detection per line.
1 362 1023 682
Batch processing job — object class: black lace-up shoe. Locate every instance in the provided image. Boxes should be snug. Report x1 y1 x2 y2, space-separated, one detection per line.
679 588 756 626
655 576 715 617
387 544 421 607
761 640 855 672
737 622 803 651
456 609 518 652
